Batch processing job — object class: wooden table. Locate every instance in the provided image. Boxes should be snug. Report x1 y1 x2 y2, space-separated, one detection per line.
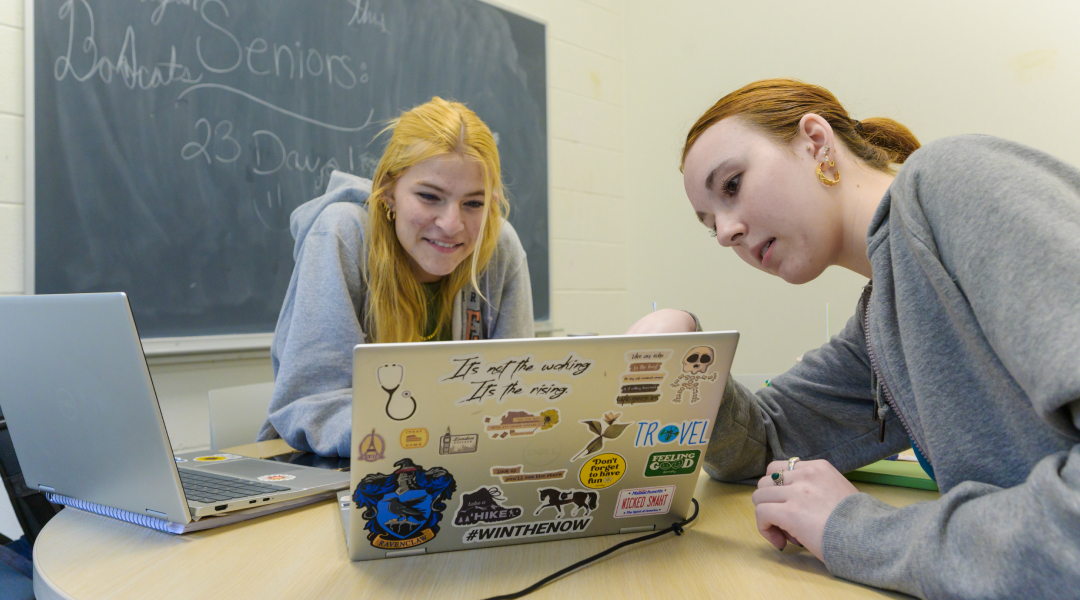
33 442 936 599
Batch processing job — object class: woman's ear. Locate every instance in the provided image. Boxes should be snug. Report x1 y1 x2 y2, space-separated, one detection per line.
796 113 834 161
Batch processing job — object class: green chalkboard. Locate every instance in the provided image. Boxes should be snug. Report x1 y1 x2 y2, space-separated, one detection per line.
33 0 548 337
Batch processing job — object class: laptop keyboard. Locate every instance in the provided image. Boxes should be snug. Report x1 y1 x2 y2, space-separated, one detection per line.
178 468 291 504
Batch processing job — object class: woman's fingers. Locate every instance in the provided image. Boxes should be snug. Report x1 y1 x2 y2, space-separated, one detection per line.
757 463 794 489
760 524 788 550
751 485 788 505
754 460 811 551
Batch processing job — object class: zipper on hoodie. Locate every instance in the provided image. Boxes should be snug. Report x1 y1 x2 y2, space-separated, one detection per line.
859 282 927 460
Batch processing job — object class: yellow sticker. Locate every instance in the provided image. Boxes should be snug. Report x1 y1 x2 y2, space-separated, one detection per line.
400 427 429 449
578 453 626 489
194 454 240 462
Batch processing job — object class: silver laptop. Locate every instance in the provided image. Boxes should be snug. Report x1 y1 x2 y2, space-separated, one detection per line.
0 293 348 532
338 331 738 559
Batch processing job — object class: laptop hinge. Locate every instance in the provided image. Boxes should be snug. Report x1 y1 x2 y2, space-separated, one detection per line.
619 525 656 534
146 509 168 519
385 548 427 558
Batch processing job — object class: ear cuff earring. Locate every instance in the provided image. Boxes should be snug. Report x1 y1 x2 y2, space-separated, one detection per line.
816 145 840 187
385 204 395 222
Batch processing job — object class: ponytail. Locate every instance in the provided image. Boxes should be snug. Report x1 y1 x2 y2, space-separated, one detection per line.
682 79 920 174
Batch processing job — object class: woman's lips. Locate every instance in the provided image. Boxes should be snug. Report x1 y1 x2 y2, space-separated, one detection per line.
425 238 462 254
760 239 775 269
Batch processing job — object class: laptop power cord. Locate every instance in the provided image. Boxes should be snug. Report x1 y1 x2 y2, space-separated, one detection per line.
483 498 700 600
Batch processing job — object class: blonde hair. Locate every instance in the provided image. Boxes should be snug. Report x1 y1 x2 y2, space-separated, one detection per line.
683 78 920 174
364 97 509 344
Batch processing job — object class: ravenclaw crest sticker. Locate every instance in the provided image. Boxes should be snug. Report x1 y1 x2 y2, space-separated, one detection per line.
353 459 457 550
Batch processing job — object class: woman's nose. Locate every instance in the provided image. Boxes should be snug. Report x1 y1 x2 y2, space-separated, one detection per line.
435 203 465 235
715 217 746 247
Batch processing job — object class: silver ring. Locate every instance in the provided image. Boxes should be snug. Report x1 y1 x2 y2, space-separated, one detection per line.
771 470 784 486
788 457 801 471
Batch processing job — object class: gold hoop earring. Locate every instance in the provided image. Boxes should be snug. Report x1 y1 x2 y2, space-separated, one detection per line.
817 146 839 186
385 204 395 222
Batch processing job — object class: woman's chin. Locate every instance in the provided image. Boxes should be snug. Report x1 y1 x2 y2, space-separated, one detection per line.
777 264 825 285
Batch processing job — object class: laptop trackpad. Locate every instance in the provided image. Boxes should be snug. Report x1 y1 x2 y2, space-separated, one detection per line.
198 461 305 480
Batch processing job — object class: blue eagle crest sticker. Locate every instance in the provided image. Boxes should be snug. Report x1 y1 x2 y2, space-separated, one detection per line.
353 458 457 550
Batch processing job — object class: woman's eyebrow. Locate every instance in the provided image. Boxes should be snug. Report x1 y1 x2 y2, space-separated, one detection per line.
416 181 447 193
416 181 485 198
704 158 735 192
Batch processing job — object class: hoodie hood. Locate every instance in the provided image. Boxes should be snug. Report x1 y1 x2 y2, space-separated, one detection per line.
289 171 373 260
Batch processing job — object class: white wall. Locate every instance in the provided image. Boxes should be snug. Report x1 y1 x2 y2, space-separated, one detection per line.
0 1 22 295
622 0 1080 375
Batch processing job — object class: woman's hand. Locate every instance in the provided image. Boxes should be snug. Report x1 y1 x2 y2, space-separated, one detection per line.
751 459 859 561
624 309 697 334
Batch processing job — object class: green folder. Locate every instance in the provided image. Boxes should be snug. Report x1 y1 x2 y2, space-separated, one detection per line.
845 460 939 491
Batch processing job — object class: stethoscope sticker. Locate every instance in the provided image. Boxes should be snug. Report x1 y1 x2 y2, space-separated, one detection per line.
377 363 416 421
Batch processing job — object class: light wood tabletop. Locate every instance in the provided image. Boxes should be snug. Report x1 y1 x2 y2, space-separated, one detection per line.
33 442 936 600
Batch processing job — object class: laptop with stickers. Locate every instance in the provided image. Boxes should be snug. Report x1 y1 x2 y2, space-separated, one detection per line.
0 293 349 534
338 331 738 559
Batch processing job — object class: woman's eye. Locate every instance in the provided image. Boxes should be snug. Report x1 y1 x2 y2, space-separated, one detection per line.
418 193 438 201
723 174 741 196
465 200 485 209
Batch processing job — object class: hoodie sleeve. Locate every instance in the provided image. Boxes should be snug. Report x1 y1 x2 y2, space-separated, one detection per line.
484 220 535 339
819 136 1080 599
703 308 911 484
257 201 368 457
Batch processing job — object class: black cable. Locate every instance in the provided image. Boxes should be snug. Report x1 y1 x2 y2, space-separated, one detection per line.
482 498 700 600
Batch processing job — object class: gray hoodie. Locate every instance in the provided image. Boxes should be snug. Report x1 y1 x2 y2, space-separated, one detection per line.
257 171 535 456
704 136 1080 598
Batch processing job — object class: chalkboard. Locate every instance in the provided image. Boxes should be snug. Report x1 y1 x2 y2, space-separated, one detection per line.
32 0 548 339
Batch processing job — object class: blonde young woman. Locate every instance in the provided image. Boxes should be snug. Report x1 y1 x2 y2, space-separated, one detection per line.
629 79 1080 598
258 98 534 456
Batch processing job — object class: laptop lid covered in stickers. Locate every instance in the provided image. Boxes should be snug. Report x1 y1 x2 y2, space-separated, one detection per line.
345 331 738 560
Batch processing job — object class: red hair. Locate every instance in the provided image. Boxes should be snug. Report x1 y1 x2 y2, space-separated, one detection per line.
682 79 920 173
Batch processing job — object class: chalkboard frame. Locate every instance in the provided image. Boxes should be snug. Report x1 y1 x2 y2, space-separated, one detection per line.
23 0 553 355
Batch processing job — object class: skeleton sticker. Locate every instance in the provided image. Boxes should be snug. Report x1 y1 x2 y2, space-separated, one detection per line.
377 364 417 421
669 346 719 404
617 350 673 406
